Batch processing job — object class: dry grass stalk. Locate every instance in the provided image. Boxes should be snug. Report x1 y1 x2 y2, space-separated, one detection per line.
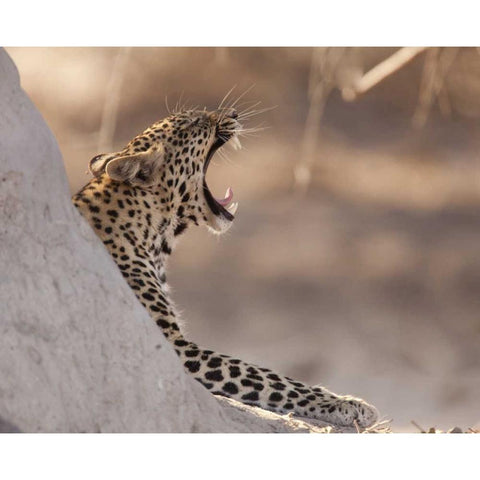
342 47 427 101
294 47 346 194
97 47 131 153
412 47 459 128
295 47 429 195
215 47 229 65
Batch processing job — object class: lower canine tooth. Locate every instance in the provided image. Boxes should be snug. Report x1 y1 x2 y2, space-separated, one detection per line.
227 202 239 215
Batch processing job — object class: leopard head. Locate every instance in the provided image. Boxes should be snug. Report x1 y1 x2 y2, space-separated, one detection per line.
89 108 242 234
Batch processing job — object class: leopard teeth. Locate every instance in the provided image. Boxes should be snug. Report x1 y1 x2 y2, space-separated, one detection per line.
231 136 242 151
227 202 239 215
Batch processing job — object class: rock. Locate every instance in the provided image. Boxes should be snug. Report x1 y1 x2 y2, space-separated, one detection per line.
0 48 327 433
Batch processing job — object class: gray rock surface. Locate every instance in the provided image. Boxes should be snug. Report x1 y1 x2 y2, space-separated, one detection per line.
0 48 327 433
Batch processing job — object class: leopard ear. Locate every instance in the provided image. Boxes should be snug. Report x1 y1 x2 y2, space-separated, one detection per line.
88 152 118 177
105 144 165 187
104 145 165 187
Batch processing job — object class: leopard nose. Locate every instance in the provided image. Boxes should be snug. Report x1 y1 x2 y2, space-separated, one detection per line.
212 107 238 119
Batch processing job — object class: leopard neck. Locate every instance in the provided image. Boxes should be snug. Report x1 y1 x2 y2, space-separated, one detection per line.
72 175 189 311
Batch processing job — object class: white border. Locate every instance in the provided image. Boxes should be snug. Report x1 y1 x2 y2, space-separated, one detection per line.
1 2 478 478
1 0 479 46
1 433 479 479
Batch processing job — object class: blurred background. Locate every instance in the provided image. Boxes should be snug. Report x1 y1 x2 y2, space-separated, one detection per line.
6 47 480 432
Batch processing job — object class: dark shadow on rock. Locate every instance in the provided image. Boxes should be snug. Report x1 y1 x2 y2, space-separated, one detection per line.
0 416 22 433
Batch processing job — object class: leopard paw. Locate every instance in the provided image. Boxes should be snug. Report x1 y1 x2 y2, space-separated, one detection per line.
316 395 379 428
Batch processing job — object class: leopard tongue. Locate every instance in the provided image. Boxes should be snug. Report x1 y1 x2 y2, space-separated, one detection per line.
216 187 233 206
215 187 239 216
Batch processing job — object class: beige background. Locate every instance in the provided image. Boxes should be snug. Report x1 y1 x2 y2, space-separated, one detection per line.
7 47 480 431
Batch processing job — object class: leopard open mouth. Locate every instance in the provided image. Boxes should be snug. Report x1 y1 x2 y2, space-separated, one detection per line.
202 126 240 222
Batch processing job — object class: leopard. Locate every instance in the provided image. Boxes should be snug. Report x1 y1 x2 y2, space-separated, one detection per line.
72 105 379 428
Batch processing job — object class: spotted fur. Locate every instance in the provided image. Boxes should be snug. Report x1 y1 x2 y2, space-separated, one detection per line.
72 107 378 427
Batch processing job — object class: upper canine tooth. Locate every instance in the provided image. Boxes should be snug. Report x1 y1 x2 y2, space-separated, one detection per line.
231 136 242 151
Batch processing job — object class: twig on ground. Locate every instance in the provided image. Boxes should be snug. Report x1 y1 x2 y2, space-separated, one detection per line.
353 419 361 433
411 420 426 433
363 418 392 434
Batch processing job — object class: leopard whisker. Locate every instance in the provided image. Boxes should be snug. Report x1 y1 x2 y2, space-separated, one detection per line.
173 92 183 114
215 148 233 165
238 105 277 120
165 95 172 115
218 85 237 111
221 85 256 119
236 101 263 118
